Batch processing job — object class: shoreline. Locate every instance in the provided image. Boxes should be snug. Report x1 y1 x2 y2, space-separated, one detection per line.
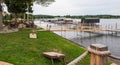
50 31 120 64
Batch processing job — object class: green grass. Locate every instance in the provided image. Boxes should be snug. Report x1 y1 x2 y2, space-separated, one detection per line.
77 54 90 65
0 29 89 65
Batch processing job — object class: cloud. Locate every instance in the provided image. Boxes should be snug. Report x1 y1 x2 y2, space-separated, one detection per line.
33 0 120 15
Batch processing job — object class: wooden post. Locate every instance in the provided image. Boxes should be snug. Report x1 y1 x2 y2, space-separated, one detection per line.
88 44 111 65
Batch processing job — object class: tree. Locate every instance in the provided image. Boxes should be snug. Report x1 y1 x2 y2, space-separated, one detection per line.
0 0 4 30
25 0 33 22
34 0 55 7
0 0 55 30
5 0 29 22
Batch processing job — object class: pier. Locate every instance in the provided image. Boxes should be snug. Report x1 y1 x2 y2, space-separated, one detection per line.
38 18 120 36
48 25 120 36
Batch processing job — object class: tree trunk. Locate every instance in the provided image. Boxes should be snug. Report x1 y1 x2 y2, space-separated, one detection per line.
14 13 18 22
24 13 26 21
27 3 29 22
0 3 4 30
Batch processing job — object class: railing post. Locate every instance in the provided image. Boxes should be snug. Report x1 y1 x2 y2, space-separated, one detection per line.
88 44 111 65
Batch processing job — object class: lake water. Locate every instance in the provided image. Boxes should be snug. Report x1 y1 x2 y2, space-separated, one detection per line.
34 19 120 57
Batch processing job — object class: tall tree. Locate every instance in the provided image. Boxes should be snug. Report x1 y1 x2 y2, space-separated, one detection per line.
5 0 29 22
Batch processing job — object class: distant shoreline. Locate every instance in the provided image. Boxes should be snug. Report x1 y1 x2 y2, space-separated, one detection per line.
33 15 120 19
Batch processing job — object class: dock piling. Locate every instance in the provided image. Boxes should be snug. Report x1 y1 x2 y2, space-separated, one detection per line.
88 44 111 65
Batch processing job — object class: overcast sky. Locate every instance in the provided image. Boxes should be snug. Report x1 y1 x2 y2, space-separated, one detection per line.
8 0 120 16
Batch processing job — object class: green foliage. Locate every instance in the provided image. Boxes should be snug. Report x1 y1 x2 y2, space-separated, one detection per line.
0 29 88 65
4 0 33 16
34 0 55 6
3 20 9 25
33 15 55 19
25 0 33 13
63 15 120 19
34 14 120 19
77 54 90 65
5 0 27 13
4 0 33 21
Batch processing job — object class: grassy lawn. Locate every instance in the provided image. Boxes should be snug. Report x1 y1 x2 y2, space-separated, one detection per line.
0 29 89 65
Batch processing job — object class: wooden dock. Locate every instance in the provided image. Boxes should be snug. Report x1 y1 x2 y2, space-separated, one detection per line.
49 28 120 36
41 21 120 36
50 29 104 32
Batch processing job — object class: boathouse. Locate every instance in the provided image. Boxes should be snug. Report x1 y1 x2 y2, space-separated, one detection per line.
81 18 99 24
81 18 100 29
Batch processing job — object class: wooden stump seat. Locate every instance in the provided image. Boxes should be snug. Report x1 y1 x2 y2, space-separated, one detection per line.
43 52 66 65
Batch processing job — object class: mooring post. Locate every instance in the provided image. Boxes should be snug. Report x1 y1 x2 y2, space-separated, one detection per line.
88 44 111 65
